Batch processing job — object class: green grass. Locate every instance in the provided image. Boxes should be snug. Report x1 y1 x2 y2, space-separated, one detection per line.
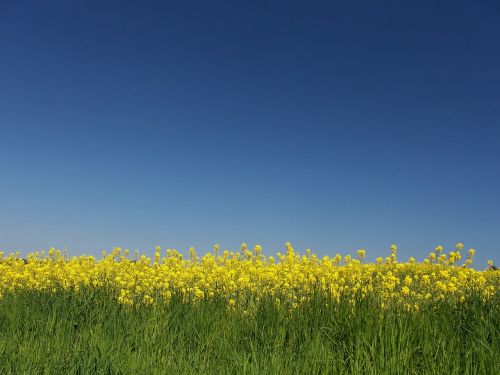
0 290 498 374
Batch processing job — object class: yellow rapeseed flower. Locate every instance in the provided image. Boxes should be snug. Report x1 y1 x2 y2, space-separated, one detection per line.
0 243 497 310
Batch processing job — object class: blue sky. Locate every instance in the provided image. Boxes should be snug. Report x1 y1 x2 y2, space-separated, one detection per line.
1 0 499 266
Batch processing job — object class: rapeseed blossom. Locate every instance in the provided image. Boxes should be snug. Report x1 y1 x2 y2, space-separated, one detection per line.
0 243 498 311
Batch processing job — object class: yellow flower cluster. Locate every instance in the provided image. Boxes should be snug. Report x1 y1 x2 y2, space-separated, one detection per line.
0 243 498 310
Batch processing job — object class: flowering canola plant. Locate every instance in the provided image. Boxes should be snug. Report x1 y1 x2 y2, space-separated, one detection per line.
1 243 498 311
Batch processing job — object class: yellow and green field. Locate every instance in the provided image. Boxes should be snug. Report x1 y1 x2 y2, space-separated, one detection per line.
0 243 498 374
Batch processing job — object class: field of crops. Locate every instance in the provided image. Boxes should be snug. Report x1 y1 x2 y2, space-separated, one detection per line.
0 243 498 374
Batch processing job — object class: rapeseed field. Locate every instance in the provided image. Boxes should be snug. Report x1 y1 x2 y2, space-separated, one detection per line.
0 243 498 374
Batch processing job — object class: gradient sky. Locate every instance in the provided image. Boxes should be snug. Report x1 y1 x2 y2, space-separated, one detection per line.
1 0 499 266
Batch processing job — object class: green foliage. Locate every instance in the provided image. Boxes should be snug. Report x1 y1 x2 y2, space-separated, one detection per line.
0 290 498 374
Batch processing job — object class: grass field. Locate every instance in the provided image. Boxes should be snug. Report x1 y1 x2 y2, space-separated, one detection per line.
0 244 498 374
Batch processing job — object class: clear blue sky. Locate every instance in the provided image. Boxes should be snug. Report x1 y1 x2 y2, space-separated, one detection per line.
1 0 499 266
